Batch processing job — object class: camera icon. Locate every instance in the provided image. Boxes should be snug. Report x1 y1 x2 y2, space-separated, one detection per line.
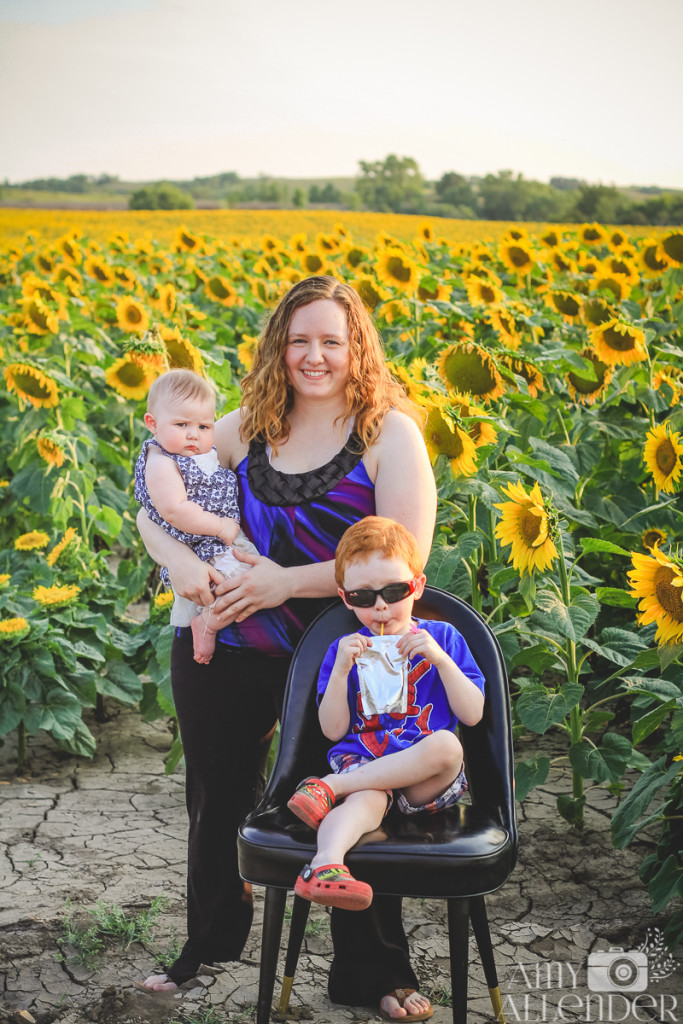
587 947 648 992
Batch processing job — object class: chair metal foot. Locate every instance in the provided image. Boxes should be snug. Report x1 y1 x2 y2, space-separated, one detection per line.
279 975 294 1015
489 985 505 1024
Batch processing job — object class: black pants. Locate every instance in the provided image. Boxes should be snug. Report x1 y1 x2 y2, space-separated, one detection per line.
167 630 418 1002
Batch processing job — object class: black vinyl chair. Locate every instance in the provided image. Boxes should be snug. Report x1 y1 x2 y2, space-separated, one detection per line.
237 586 517 1024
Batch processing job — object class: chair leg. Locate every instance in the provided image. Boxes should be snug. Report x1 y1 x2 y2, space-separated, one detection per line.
470 895 505 1024
447 898 469 1024
256 887 287 1024
279 894 311 1013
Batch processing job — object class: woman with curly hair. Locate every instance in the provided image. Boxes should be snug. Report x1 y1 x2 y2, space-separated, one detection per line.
136 276 436 1021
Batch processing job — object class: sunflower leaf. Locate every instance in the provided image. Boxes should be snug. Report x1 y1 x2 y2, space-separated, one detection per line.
528 438 579 482
659 643 683 672
569 734 633 784
632 701 678 745
534 590 598 641
580 538 631 557
581 628 647 667
611 756 681 848
516 682 584 733
596 587 638 608
515 757 550 801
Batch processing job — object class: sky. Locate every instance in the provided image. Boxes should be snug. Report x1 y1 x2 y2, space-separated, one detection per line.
1 0 682 189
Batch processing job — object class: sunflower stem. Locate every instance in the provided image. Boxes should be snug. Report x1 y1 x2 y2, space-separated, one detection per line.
467 495 483 612
17 720 27 770
557 530 584 825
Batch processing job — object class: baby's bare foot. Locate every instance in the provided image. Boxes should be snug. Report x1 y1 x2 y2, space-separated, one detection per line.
191 614 217 664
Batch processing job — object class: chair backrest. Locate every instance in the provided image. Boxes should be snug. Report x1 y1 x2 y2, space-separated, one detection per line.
257 586 516 845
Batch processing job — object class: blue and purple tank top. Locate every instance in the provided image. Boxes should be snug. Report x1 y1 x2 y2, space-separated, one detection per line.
216 434 375 657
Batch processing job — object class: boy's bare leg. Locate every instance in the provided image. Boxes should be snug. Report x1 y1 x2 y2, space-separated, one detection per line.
190 608 218 665
312 789 387 869
323 730 463 809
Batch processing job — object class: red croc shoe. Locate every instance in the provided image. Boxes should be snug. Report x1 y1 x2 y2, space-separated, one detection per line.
294 863 373 911
287 777 336 830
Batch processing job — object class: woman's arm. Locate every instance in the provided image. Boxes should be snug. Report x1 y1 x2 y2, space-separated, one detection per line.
136 509 223 607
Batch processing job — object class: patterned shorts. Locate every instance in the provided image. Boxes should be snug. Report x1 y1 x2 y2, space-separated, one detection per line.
328 754 468 816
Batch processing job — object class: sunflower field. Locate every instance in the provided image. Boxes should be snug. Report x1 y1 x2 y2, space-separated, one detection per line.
1 214 682 943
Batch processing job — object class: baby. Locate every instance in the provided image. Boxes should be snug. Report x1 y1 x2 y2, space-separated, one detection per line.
134 369 257 663
287 515 485 911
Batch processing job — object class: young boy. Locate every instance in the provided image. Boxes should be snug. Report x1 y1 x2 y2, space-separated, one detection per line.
134 369 257 664
287 516 485 912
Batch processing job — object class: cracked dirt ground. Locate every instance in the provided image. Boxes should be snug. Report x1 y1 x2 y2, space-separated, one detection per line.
1 706 681 1024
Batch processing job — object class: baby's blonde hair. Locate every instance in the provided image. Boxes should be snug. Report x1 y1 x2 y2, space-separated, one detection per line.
335 516 423 587
146 370 215 415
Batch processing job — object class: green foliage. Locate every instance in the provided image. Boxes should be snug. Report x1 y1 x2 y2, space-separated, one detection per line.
129 182 195 210
57 896 169 967
357 154 425 213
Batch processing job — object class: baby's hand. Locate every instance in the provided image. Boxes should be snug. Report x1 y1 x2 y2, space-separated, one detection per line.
334 632 372 675
216 518 240 546
397 628 446 667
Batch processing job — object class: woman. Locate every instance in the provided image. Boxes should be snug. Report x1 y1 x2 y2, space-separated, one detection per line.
137 276 437 1021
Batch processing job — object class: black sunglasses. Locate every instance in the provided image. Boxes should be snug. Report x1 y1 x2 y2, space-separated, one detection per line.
343 579 418 609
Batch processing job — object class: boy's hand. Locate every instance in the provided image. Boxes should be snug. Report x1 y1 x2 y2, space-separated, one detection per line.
397 628 447 668
334 632 372 675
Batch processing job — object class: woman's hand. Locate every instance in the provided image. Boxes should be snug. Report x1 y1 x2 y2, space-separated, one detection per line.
167 558 225 608
211 549 292 623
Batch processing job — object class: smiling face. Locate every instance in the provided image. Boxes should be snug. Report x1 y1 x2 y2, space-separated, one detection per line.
144 395 216 457
284 298 351 406
339 552 426 636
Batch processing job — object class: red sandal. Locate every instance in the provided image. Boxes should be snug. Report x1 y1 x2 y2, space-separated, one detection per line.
294 863 373 911
287 777 336 830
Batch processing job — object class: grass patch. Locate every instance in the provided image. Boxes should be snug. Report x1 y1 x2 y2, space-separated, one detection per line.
57 895 169 967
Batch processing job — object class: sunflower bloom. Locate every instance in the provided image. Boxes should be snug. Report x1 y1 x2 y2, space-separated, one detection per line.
21 295 59 335
547 290 582 321
591 273 631 303
386 362 428 405
176 227 201 252
653 368 681 407
494 481 558 574
161 327 204 373
151 282 176 315
504 357 544 399
0 574 10 586
37 435 66 468
116 296 150 334
499 241 535 276
566 350 612 405
0 617 29 638
660 231 683 265
237 334 259 372
205 275 240 306
448 393 498 448
46 527 79 568
628 547 683 645
422 398 478 477
592 320 647 367
354 274 389 310
466 275 504 307
643 423 683 494
123 324 168 373
15 530 50 551
299 251 328 276
4 363 59 408
84 256 115 286
579 223 607 245
375 248 419 293
105 356 156 401
485 305 522 349
438 342 505 403
642 528 667 551
154 590 175 610
32 583 81 607
581 296 614 328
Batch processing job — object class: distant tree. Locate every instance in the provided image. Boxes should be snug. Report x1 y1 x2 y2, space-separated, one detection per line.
356 155 424 213
435 172 476 212
308 184 321 203
479 171 530 220
128 182 194 210
569 184 621 223
292 187 306 208
550 176 584 192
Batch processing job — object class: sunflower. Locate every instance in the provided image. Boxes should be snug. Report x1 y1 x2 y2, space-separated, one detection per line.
484 305 521 349
37 435 66 468
653 367 682 407
354 274 389 311
547 290 582 320
638 238 671 276
154 590 175 610
540 229 562 248
344 244 370 270
602 256 639 287
660 231 683 265
577 251 601 275
499 240 535 276
105 356 156 401
579 223 607 245
416 277 450 304
448 393 498 448
386 362 428 404
437 342 505 402
504 357 544 399
15 530 50 551
4 363 59 408
566 349 612 405
35 250 55 274
606 229 629 251
32 583 81 607
643 423 683 494
298 250 328 276
55 264 84 292
204 275 238 306
261 234 283 254
591 319 647 367
494 480 558 574
422 398 478 477
546 247 578 276
116 296 150 334
84 256 115 286
316 233 342 255
0 574 10 586
628 547 683 645
175 227 201 252
416 221 434 243
151 282 176 315
0 617 29 638
382 298 412 323
581 295 614 328
641 527 667 551
21 294 60 335
56 234 82 264
375 248 419 293
289 233 308 254
161 328 204 373
237 334 259 372
465 275 504 307
123 324 167 372
46 527 79 568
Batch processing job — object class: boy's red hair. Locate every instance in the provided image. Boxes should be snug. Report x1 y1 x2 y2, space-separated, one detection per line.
335 516 423 587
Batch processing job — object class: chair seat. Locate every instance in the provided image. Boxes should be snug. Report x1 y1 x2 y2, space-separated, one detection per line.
239 801 514 899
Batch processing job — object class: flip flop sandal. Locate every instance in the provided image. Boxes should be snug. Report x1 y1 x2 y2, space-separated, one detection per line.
287 777 336 830
379 987 434 1022
294 863 372 911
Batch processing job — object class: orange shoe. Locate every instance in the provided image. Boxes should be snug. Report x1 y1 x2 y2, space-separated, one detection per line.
294 863 372 911
287 777 336 830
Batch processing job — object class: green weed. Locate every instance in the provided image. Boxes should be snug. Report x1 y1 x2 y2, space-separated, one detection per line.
56 895 170 967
